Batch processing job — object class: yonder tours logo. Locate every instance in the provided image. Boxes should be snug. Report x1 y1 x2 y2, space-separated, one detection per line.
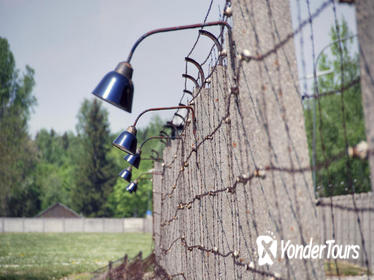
256 232 360 266
256 231 278 266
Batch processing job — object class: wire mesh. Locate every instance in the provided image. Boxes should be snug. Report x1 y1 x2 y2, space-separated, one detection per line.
152 0 373 279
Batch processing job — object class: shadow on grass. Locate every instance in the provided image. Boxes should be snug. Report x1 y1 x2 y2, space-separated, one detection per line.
0 267 75 280
0 274 54 280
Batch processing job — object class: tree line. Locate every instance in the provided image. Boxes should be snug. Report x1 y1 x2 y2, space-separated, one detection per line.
0 37 165 217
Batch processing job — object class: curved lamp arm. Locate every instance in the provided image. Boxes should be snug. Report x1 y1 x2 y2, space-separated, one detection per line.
132 106 196 135
313 34 357 74
151 149 161 160
139 136 180 151
126 21 232 63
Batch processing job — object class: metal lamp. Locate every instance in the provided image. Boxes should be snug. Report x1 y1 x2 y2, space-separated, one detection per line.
112 126 137 154
119 166 132 182
126 170 163 194
124 152 141 169
92 21 232 113
124 136 178 169
113 105 195 155
92 63 134 112
126 180 138 193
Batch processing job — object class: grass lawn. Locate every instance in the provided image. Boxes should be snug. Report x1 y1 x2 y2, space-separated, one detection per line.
0 232 152 280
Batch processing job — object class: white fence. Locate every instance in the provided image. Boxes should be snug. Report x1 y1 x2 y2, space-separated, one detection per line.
0 217 152 233
317 192 374 272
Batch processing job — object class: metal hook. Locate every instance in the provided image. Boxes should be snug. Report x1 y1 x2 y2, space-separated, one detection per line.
174 113 186 123
183 89 194 103
151 149 161 161
169 120 185 132
158 131 169 145
198 30 224 65
185 57 205 87
183 89 193 96
159 130 168 136
159 130 169 138
164 122 177 139
182 74 199 89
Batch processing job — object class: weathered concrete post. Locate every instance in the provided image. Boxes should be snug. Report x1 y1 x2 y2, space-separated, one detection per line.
356 0 374 190
229 0 324 278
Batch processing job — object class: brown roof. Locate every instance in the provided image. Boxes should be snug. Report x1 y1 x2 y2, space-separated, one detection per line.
35 203 82 218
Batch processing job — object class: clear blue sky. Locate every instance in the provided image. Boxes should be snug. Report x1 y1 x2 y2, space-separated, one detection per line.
0 0 356 136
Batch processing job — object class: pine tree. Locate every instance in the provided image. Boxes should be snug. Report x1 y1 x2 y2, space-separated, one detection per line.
0 37 39 216
71 99 116 217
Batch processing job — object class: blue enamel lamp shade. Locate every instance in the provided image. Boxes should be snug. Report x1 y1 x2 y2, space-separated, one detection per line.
119 167 132 182
126 181 138 193
112 126 137 155
92 62 134 113
124 151 141 169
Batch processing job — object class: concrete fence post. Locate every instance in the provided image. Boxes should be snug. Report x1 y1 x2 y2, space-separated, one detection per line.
356 0 374 189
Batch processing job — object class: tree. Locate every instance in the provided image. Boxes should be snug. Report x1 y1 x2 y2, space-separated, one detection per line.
71 99 116 217
304 19 370 196
34 129 76 210
0 37 39 216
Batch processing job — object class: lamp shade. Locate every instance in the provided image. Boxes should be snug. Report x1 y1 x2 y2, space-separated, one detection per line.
119 167 132 182
92 62 134 113
112 126 137 155
126 181 138 193
92 71 133 113
124 152 141 169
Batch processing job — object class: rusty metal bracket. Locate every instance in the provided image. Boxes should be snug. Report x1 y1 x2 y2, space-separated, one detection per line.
159 131 170 145
182 74 200 89
183 89 193 97
151 149 161 161
164 122 177 139
198 30 224 65
185 57 205 87
159 130 168 136
174 113 185 123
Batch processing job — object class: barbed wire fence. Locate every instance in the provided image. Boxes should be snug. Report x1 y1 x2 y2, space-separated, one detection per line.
151 0 374 279
91 252 162 280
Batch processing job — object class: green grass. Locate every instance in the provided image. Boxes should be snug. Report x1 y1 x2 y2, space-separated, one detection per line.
0 233 152 280
325 260 371 276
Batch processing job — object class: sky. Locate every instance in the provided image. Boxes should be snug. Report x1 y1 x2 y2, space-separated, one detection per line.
289 0 357 96
0 0 357 137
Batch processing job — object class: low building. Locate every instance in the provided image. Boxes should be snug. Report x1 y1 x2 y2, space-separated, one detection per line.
35 202 81 218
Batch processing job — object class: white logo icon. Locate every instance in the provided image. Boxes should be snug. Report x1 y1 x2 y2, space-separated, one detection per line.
257 231 277 266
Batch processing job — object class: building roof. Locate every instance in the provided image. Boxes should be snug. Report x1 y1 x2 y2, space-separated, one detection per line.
35 202 82 218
